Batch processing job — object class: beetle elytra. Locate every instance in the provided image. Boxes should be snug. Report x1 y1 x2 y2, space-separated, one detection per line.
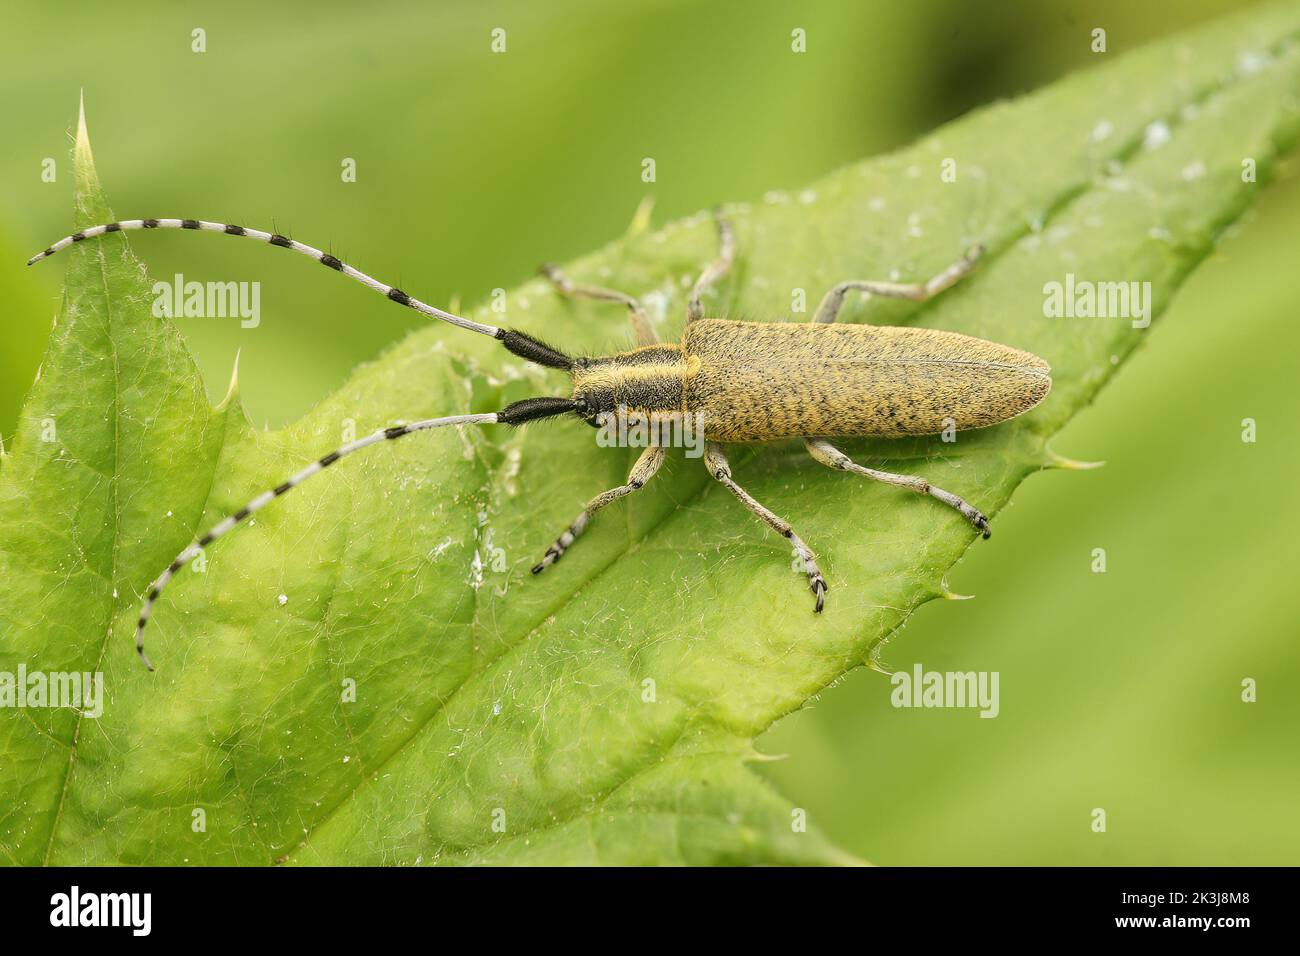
29 211 1051 669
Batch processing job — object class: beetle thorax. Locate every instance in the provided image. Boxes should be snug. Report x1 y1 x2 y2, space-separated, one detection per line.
569 345 687 426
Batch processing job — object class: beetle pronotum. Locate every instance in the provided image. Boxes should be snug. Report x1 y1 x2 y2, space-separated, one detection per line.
29 212 1050 670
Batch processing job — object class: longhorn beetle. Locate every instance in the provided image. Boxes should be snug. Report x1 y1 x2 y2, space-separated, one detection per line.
29 212 1051 670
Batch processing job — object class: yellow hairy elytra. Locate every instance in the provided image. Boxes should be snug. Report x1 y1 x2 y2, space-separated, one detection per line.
686 320 1050 442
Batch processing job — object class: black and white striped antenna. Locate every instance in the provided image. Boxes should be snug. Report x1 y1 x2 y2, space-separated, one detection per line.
29 217 501 337
132 413 495 671
28 218 584 669
131 398 573 670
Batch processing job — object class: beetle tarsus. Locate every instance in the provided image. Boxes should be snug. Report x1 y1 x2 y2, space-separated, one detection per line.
811 574 828 613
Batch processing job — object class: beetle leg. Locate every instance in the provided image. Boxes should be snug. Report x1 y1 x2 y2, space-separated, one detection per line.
704 442 828 612
532 444 666 573
812 244 984 325
539 263 656 345
686 209 736 325
804 438 990 537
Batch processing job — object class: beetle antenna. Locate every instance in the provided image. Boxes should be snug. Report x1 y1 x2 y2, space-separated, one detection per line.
28 217 501 338
134 398 576 671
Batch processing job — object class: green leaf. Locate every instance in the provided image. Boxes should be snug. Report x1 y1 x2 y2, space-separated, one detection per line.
3 5 1300 866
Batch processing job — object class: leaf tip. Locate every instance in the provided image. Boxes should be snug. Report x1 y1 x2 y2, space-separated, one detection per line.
625 195 655 238
1043 448 1106 471
219 348 243 407
72 94 105 225
74 93 91 168
864 655 895 678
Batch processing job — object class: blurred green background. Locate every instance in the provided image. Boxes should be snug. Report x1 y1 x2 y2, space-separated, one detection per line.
2 0 1295 864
